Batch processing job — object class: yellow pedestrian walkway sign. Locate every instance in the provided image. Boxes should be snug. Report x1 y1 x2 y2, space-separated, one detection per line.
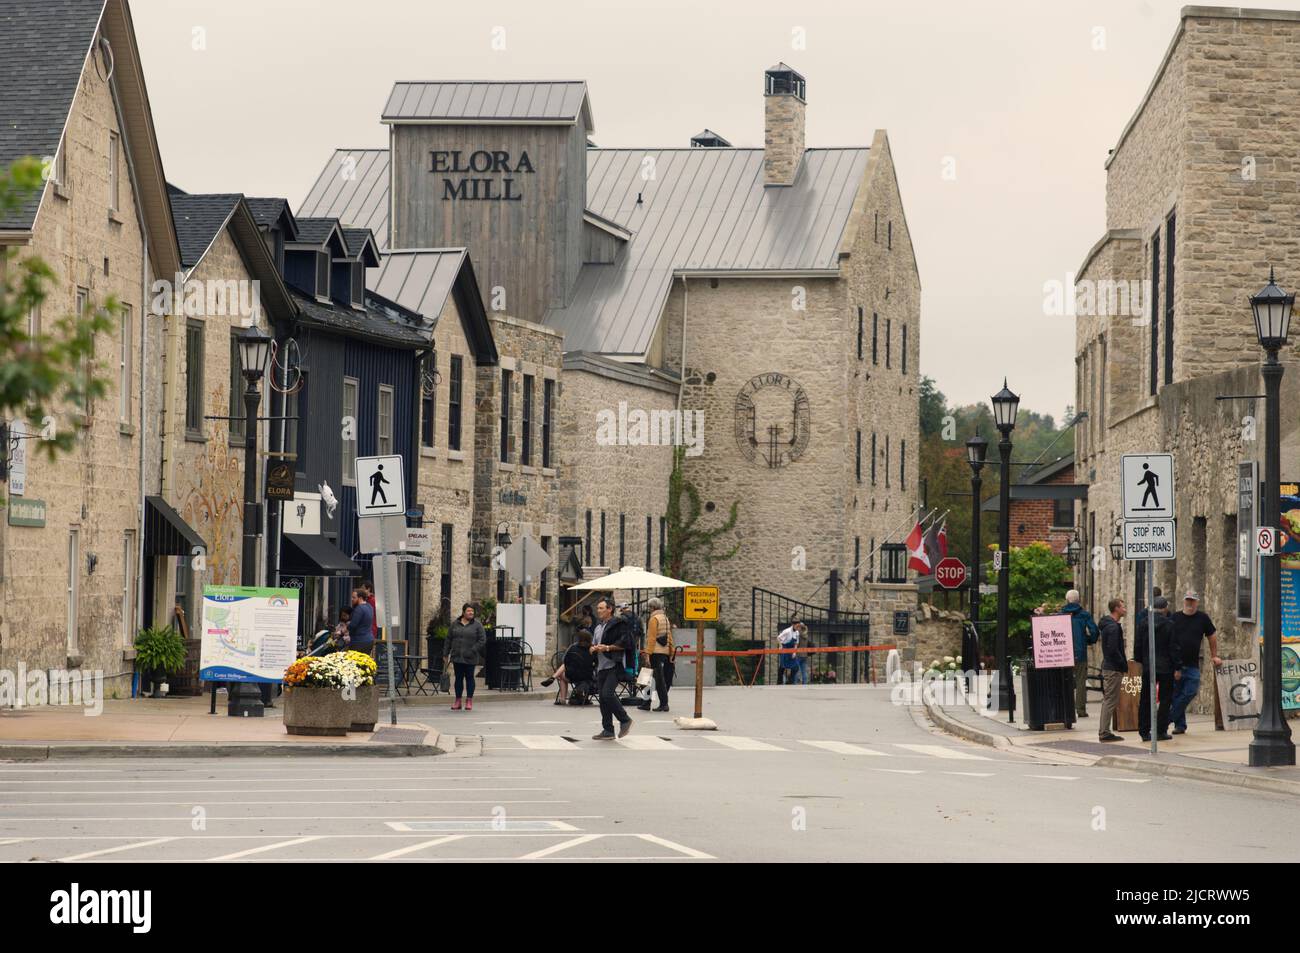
684 586 719 621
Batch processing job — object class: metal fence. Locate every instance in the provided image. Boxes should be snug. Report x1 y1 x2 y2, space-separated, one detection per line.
750 587 872 684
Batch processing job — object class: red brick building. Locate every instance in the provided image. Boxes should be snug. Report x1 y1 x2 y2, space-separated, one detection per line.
982 453 1081 556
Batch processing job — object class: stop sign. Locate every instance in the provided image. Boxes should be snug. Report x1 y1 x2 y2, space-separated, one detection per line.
935 557 967 590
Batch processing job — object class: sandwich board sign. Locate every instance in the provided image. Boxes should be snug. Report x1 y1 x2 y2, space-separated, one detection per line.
355 455 405 517
1122 453 1174 521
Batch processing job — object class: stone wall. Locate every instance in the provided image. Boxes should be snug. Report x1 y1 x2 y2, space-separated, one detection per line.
0 46 156 692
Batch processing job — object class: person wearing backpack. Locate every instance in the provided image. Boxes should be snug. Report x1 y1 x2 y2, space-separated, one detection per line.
1063 589 1100 718
641 597 675 712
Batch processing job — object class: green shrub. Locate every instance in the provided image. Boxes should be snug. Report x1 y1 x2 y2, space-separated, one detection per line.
134 626 187 675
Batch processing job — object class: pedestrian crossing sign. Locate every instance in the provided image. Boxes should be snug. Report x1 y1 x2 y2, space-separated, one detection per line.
1121 453 1175 521
684 586 719 621
355 455 405 517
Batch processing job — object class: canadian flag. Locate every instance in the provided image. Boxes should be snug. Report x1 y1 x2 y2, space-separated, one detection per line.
906 522 931 575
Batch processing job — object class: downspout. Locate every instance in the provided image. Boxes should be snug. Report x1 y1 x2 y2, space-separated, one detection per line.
677 275 687 411
410 347 427 642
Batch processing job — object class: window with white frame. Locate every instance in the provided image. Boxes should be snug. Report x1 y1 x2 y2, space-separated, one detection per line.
67 528 80 655
118 304 132 423
122 531 136 648
108 131 120 214
342 377 359 483
377 384 394 455
52 137 66 190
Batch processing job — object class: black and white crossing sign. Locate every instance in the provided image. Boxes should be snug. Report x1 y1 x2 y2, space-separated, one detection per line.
1122 453 1175 520
355 455 405 516
1256 525 1277 556
1123 519 1176 560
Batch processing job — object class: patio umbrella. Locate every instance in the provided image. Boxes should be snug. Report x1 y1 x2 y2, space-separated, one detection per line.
569 565 693 592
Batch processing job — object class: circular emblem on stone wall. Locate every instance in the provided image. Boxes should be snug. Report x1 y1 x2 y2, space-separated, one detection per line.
734 372 811 468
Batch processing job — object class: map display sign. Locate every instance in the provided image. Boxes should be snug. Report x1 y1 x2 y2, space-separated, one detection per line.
198 585 300 683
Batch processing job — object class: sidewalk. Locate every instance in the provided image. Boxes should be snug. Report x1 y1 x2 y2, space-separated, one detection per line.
0 694 449 760
923 685 1300 797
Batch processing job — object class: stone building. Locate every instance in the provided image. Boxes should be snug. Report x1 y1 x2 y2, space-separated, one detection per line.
0 0 183 690
1073 6 1300 714
305 63 923 655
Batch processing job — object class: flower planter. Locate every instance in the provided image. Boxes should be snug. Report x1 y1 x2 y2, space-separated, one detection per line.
283 685 352 736
348 684 380 732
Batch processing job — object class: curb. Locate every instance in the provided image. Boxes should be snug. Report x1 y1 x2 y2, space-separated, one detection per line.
1094 754 1300 798
923 697 1014 750
0 730 447 761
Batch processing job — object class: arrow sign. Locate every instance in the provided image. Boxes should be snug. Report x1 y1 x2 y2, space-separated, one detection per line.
683 586 719 621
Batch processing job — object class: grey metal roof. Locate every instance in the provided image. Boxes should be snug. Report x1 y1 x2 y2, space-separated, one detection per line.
301 145 869 356
382 81 592 129
368 248 467 324
298 149 390 246
0 0 105 229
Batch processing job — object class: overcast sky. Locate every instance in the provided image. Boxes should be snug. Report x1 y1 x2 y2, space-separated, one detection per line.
133 0 1286 421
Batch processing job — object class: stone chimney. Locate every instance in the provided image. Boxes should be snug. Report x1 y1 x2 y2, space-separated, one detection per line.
764 63 806 186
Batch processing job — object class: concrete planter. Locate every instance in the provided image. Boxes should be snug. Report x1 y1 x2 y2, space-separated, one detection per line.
283 686 351 736
348 684 380 732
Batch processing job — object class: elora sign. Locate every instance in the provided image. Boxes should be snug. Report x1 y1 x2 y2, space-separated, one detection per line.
430 149 535 202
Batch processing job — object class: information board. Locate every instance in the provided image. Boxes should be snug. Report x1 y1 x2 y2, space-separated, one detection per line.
198 585 299 683
1030 614 1075 669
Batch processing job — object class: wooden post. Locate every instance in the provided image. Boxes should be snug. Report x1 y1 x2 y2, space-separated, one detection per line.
693 619 704 719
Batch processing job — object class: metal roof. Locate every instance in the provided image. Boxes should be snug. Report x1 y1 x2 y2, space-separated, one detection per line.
300 145 869 355
298 149 390 245
382 81 592 129
368 248 467 324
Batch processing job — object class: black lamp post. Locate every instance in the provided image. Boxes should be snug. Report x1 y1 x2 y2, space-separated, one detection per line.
229 324 273 717
991 379 1019 718
1066 531 1082 568
1249 267 1296 767
1109 527 1124 565
966 433 988 680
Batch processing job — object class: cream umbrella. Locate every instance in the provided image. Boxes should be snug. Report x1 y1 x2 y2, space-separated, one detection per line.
569 565 693 592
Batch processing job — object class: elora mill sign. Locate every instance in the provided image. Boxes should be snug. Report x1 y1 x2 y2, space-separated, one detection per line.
429 149 535 201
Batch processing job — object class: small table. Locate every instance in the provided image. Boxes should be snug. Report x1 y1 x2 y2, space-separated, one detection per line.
397 655 432 696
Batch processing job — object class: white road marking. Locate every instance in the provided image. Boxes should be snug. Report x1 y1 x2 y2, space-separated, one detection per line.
0 838 26 846
942 771 995 777
616 736 680 751
0 799 561 807
514 735 581 750
0 787 550 797
874 768 924 775
528 721 567 725
475 721 513 725
207 836 324 861
55 838 176 861
1098 777 1150 784
635 834 716 859
0 776 536 784
371 835 467 860
799 740 887 757
705 736 786 751
893 744 990 761
519 834 604 859
1025 775 1079 781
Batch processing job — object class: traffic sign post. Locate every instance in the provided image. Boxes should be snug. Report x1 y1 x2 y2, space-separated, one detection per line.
683 586 719 719
934 557 967 590
1122 451 1176 757
1255 525 1276 556
502 534 552 670
356 454 408 727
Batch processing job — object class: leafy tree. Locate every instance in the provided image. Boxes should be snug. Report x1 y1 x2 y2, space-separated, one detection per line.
1 157 118 500
664 444 738 580
977 541 1071 653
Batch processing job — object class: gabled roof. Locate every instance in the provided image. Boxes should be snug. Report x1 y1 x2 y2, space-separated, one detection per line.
382 81 593 130
304 143 870 356
0 0 104 230
341 227 381 267
170 192 241 268
0 0 181 273
244 196 299 241
298 148 388 242
166 191 298 323
369 248 497 365
293 216 345 248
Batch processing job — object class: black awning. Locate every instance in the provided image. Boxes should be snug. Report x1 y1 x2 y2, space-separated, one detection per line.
144 496 206 556
281 533 360 577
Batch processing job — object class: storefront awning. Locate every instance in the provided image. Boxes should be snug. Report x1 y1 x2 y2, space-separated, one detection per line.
281 533 360 577
144 496 206 556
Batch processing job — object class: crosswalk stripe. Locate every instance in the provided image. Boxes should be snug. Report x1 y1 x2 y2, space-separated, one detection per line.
514 735 581 750
57 837 176 861
617 735 680 751
519 834 603 859
874 768 924 774
893 744 990 761
1026 774 1079 781
207 836 323 861
799 740 887 757
705 736 786 752
370 835 467 860
943 771 995 777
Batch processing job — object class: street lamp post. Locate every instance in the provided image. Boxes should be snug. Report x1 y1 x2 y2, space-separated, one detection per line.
1249 267 1296 767
991 380 1020 719
229 324 273 718
966 433 988 684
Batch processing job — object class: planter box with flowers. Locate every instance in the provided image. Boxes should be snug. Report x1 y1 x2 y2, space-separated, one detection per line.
282 652 375 736
925 656 963 679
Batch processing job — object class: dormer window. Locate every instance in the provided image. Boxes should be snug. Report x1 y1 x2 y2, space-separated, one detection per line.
316 252 329 300
351 262 364 309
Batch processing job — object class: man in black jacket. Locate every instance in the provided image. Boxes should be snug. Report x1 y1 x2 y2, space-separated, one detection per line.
1135 596 1176 742
590 597 634 740
1098 598 1128 742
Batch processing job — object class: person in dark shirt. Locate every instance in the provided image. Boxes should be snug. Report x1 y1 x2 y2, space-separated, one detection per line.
1097 599 1128 742
1135 596 1176 741
1168 591 1219 735
347 589 376 654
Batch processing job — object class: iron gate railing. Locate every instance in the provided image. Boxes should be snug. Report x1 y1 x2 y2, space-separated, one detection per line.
751 587 872 684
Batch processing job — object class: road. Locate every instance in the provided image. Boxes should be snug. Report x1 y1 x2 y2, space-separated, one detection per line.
0 685 1291 862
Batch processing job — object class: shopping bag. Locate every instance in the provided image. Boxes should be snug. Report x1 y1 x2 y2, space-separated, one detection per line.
636 667 654 689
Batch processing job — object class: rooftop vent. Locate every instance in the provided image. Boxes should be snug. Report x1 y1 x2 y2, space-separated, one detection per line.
690 129 731 148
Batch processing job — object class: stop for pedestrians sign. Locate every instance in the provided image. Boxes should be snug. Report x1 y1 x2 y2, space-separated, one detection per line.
934 557 967 590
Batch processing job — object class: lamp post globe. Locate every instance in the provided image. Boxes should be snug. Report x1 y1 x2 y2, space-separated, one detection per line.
237 324 273 382
966 433 988 471
1251 266 1294 351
